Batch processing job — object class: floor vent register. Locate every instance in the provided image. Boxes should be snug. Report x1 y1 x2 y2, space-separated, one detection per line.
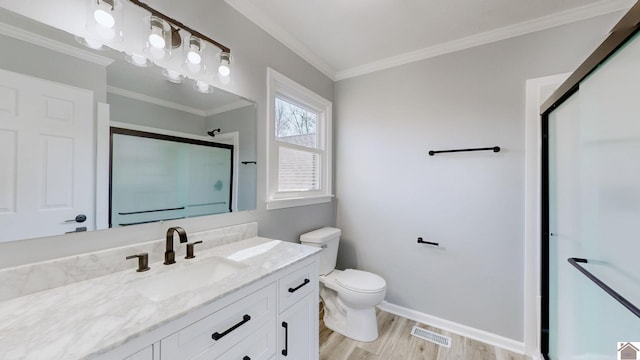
410 326 452 348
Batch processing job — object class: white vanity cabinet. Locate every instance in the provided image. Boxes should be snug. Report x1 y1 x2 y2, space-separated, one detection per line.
277 262 319 359
278 292 317 359
123 344 158 360
114 255 319 360
160 283 277 360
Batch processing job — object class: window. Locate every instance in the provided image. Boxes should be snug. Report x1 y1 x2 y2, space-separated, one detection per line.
267 68 333 209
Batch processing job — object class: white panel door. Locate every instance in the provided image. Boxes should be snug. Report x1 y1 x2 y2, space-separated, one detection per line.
0 69 94 242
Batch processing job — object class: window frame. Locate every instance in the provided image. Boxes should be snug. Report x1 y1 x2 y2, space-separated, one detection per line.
266 68 333 210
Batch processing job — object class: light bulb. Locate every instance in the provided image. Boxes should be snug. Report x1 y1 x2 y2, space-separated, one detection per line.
149 30 165 49
148 17 167 49
218 64 230 77
187 49 201 64
186 37 202 65
94 9 115 28
218 52 231 78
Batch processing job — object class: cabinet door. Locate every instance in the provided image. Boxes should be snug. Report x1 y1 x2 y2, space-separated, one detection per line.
278 292 318 360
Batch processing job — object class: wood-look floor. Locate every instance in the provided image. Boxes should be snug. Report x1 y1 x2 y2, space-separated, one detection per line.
319 309 526 360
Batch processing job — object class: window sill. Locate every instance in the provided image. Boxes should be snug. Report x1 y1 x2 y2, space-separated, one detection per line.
266 195 334 210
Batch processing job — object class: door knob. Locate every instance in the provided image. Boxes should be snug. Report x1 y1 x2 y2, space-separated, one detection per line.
64 214 87 223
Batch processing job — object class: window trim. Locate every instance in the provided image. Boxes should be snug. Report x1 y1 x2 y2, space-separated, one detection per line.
266 68 333 210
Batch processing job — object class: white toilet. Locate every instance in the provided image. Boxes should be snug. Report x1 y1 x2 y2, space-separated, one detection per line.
300 227 386 342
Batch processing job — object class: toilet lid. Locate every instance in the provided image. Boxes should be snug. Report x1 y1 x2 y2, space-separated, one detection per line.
336 269 386 293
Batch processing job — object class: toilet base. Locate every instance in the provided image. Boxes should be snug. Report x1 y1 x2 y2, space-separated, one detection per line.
321 286 380 342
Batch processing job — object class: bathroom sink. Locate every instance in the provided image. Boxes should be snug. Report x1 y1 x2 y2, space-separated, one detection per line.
131 256 249 302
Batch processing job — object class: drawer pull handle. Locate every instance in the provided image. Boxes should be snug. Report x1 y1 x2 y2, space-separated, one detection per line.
211 314 251 340
281 321 289 356
288 278 310 293
243 357 251 360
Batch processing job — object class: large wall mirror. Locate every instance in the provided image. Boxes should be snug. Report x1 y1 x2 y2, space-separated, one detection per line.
0 7 257 243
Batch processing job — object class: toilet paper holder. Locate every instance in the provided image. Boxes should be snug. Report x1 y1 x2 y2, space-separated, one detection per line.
417 237 439 247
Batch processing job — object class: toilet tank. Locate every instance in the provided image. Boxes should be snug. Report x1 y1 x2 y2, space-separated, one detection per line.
300 227 341 275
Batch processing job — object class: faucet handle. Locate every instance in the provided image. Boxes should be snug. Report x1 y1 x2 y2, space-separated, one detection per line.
185 241 203 259
126 253 150 272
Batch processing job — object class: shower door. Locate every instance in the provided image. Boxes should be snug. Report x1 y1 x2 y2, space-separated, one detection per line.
110 128 233 227
544 30 640 359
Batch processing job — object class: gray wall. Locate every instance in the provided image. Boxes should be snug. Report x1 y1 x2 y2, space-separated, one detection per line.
334 13 622 341
207 105 257 211
0 34 106 102
0 1 335 267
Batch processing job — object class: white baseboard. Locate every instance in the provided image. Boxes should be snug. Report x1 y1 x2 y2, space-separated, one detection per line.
377 301 525 355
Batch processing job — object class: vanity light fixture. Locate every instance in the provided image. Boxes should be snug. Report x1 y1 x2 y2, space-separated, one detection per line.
218 51 231 78
74 35 104 50
80 0 234 91
128 0 232 80
186 36 203 65
183 35 205 74
162 68 183 83
148 15 166 49
143 16 182 61
94 0 116 28
194 80 214 94
88 0 123 41
125 53 152 67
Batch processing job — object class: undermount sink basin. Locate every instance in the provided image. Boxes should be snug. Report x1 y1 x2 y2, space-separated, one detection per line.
131 256 249 302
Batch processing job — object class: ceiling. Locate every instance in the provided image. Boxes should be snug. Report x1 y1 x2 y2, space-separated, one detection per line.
225 0 634 80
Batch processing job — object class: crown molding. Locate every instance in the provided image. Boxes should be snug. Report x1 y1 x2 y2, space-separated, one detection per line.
107 86 208 117
224 0 337 80
229 0 633 82
0 22 113 67
108 86 250 118
335 0 634 80
205 99 254 117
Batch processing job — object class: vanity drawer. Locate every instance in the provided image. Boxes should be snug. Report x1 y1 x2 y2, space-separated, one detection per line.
201 321 276 360
278 262 317 312
160 283 276 360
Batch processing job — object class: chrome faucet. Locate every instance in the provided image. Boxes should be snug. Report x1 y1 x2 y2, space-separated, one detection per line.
165 226 188 265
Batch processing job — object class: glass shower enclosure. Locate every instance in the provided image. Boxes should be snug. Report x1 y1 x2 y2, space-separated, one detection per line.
542 4 640 359
110 128 234 227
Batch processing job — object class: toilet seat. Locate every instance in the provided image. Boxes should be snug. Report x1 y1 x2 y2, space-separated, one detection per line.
336 269 386 294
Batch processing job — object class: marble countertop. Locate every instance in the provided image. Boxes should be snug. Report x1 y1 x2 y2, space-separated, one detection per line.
0 237 319 360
